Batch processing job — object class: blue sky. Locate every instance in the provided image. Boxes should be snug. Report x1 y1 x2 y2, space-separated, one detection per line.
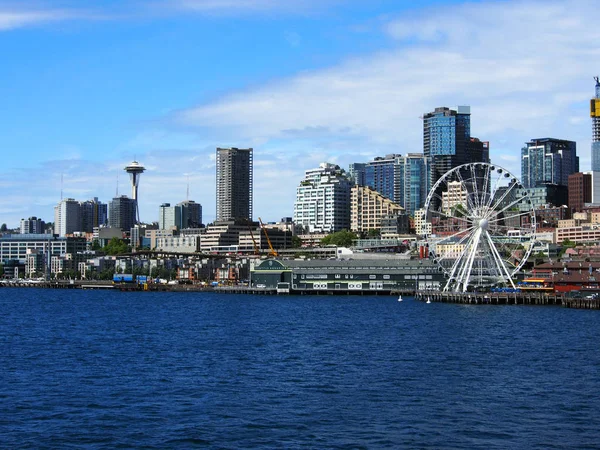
0 0 598 228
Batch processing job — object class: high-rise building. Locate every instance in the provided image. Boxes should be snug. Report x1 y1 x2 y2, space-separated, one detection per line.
158 203 180 230
293 163 352 233
80 197 108 233
422 106 490 188
521 138 578 188
216 147 253 222
176 200 203 229
349 153 428 215
124 160 145 224
397 154 428 216
363 154 400 201
109 196 136 232
20 217 45 234
591 77 600 171
423 106 469 186
568 172 592 214
54 198 82 237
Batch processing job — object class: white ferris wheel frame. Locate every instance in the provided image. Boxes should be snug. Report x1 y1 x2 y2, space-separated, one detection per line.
423 162 537 292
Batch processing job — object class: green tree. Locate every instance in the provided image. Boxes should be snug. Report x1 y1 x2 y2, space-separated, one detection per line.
558 238 577 257
103 238 131 255
291 235 303 248
321 230 358 247
99 268 115 280
91 240 102 251
0 223 6 232
367 228 381 239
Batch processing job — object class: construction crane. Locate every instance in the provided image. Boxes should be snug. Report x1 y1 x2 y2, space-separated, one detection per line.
258 217 278 257
247 223 260 255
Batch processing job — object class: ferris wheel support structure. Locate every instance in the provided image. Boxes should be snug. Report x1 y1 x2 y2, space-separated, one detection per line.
423 162 536 292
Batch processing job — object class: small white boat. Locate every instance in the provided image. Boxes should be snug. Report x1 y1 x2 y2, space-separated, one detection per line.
397 295 403 302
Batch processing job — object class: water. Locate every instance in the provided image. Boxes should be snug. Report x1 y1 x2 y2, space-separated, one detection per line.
1 289 600 449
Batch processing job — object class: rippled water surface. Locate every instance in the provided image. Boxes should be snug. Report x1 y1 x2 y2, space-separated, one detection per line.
1 289 600 449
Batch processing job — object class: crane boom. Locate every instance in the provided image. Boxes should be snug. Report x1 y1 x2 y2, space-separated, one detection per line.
247 224 260 255
258 217 278 257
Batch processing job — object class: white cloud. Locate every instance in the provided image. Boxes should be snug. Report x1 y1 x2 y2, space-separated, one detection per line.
168 0 341 15
3 0 599 227
174 0 599 187
0 9 70 30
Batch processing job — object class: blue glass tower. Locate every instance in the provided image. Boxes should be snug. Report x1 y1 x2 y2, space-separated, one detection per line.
521 138 578 189
423 106 471 187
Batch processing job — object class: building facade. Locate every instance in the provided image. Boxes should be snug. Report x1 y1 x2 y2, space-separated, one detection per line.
521 138 578 188
20 217 45 234
158 203 180 230
54 198 82 237
80 197 108 232
423 106 470 187
216 147 253 222
293 163 352 233
0 234 88 265
396 153 428 216
568 172 592 214
177 200 203 229
350 185 403 234
349 153 428 216
109 196 136 232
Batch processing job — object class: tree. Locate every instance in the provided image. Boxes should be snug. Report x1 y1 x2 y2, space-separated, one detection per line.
91 240 102 251
558 238 577 257
321 230 358 247
291 235 303 248
103 238 131 255
0 223 6 232
367 228 381 239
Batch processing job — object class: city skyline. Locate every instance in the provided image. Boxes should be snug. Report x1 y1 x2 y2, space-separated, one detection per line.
0 0 598 228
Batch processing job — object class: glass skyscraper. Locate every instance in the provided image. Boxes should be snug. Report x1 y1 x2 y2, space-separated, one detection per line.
423 106 471 187
349 153 427 216
521 138 578 189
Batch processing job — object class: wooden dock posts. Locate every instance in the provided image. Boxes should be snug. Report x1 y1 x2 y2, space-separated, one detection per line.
415 290 600 309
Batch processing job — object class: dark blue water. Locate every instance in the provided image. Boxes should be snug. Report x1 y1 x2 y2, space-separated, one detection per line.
1 289 600 449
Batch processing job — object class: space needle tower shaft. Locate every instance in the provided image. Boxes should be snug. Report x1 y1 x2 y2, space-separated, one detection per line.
124 160 146 223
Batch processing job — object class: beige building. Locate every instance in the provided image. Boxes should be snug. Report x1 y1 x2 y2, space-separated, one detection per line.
442 181 468 214
350 185 403 233
556 225 600 244
435 242 466 259
414 208 431 236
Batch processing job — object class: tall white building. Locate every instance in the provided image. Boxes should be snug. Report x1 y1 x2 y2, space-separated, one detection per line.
293 163 352 233
54 198 81 237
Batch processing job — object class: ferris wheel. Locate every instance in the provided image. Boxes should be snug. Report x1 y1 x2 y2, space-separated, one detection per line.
423 163 536 292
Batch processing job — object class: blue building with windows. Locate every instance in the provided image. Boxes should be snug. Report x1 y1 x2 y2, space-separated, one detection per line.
349 153 427 216
423 106 489 187
521 138 578 189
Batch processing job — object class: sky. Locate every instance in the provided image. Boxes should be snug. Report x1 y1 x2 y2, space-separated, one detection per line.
1 0 599 228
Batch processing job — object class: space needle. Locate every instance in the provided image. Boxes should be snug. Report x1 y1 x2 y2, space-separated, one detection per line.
124 160 145 223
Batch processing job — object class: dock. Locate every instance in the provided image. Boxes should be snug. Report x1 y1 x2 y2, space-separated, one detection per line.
415 290 600 309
